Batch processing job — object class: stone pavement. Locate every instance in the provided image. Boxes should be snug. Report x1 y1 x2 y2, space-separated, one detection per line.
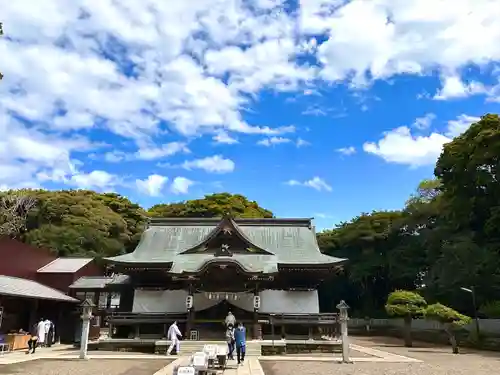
153 356 265 375
0 341 426 375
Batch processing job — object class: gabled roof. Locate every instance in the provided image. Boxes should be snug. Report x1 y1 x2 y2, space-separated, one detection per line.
0 275 78 302
179 216 274 256
105 217 346 274
37 258 93 273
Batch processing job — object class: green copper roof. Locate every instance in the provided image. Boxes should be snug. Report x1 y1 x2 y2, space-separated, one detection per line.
105 217 346 273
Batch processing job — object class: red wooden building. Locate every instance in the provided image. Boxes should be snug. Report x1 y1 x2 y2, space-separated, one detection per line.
0 238 104 344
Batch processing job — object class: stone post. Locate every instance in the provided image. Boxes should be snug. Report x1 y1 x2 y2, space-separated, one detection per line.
336 300 352 364
79 299 95 360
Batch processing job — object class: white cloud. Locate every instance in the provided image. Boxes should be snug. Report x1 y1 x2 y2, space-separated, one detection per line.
412 113 436 130
213 131 239 145
337 146 356 155
134 142 190 161
363 114 480 167
434 75 487 100
170 176 195 195
136 174 168 197
70 170 120 191
445 114 480 138
315 0 500 88
286 177 332 192
182 155 235 173
296 138 311 147
2 0 500 190
257 137 291 146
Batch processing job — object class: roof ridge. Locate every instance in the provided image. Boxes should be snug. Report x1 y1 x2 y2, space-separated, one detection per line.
148 217 313 227
37 258 59 272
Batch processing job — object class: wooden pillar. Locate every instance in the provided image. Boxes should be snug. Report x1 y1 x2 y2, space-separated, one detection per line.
29 299 39 330
134 325 140 339
106 291 112 309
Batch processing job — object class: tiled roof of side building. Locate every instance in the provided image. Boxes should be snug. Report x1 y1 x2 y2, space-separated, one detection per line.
104 217 347 272
0 275 78 302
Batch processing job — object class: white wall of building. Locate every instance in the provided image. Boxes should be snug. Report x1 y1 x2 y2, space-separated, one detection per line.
131 289 319 314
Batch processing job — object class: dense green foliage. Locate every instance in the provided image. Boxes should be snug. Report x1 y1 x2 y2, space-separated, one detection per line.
1 114 500 321
425 303 471 327
148 193 274 218
0 191 273 257
385 290 427 318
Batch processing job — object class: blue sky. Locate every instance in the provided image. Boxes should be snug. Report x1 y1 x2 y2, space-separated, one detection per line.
1 0 500 230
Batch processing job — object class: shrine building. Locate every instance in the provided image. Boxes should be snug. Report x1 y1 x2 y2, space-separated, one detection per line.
80 216 347 340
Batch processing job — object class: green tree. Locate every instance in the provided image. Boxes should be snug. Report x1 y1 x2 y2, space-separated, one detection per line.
21 190 145 257
425 303 471 353
148 193 274 218
433 114 500 306
318 211 411 315
385 290 427 347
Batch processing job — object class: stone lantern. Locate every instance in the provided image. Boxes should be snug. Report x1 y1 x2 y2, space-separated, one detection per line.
79 299 95 360
336 300 351 363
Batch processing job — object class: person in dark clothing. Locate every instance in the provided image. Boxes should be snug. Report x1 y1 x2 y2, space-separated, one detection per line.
234 322 246 365
46 322 54 347
226 323 235 360
26 324 39 354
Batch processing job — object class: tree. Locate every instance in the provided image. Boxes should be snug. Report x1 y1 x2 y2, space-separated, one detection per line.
0 191 37 237
148 193 274 218
385 290 427 347
425 303 471 353
21 190 145 257
317 211 414 315
434 114 500 305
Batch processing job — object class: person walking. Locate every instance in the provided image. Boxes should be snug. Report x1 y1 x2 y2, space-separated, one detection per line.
26 323 39 354
225 311 235 328
234 322 246 365
166 321 182 355
36 318 46 347
225 323 235 360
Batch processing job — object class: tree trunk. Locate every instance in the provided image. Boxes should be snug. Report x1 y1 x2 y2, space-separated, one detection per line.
445 324 459 354
403 315 412 347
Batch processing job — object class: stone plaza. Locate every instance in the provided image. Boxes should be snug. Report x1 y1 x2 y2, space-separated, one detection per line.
1 336 500 375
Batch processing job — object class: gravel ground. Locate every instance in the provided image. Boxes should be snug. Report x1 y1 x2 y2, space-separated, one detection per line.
261 336 500 375
280 349 373 358
0 359 170 375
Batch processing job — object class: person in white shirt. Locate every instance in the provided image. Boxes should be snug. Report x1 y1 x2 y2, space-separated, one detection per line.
166 321 182 355
36 319 46 347
225 311 235 327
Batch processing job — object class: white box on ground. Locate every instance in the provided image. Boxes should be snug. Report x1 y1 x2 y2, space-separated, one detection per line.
203 344 217 359
176 366 196 375
216 345 228 355
191 351 209 370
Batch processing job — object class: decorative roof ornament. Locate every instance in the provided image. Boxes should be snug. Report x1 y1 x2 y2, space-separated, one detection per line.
215 243 233 257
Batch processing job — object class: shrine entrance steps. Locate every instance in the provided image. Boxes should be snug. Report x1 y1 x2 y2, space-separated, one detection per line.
166 340 261 357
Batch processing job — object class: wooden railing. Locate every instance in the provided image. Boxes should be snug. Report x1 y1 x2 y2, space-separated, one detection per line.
106 311 338 325
260 313 338 324
107 312 187 324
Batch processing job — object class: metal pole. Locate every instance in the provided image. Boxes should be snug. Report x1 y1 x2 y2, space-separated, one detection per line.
471 286 480 338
